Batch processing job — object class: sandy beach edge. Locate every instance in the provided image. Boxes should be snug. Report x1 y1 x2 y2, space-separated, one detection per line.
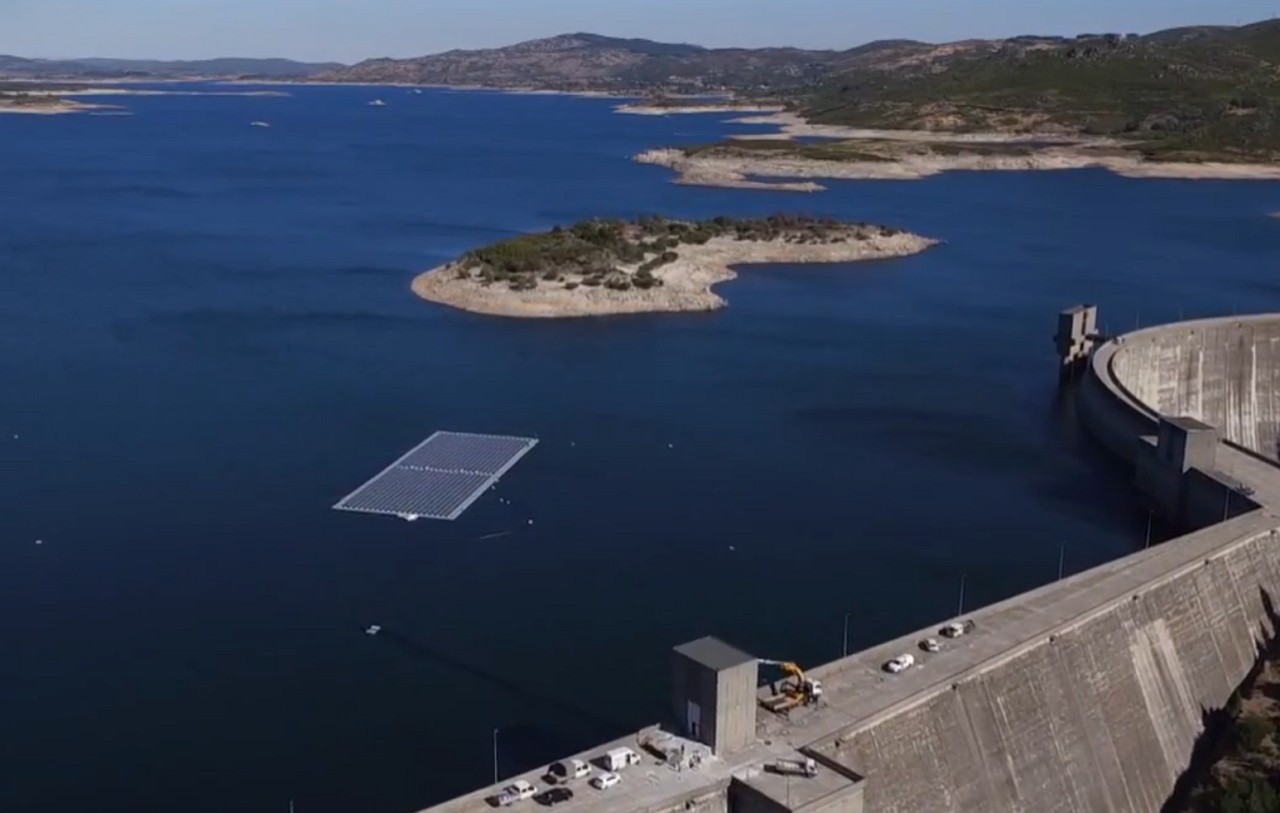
614 102 786 116
410 232 938 319
0 99 120 115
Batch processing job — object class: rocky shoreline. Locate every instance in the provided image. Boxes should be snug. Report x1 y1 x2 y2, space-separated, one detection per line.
626 108 1280 189
0 98 113 115
614 102 786 116
412 230 937 318
636 145 1280 192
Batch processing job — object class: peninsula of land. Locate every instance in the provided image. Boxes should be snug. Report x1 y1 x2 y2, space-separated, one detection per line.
634 110 1280 191
411 216 936 318
0 83 109 115
0 82 287 115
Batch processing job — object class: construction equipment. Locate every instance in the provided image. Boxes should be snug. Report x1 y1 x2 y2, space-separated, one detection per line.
758 660 823 714
769 757 818 778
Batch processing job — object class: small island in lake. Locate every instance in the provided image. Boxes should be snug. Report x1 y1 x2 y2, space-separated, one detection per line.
411 215 937 318
0 82 108 115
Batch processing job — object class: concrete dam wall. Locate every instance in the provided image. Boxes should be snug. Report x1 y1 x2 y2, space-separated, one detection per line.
1108 315 1280 460
817 516 1280 813
806 312 1280 813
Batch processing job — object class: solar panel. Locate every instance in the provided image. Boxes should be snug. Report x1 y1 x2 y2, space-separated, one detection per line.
333 431 538 521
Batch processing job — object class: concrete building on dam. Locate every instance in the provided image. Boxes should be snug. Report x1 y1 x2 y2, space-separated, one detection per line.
418 309 1280 813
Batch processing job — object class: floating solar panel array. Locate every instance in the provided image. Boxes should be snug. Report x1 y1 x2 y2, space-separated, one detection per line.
333 431 538 521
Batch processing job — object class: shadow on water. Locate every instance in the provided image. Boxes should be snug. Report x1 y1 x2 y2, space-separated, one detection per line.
1047 374 1171 548
1160 587 1280 813
380 630 634 744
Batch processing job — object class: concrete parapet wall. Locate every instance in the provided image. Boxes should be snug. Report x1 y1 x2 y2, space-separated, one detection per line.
821 523 1280 813
1107 315 1280 460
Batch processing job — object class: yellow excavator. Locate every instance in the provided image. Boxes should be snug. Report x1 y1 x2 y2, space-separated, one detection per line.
758 659 824 714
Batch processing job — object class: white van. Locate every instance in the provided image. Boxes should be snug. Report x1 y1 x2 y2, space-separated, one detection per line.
600 747 641 772
549 758 591 781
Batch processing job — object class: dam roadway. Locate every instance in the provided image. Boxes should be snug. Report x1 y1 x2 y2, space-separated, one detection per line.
418 312 1280 813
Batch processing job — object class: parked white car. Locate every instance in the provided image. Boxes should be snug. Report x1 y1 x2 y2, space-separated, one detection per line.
496 780 537 806
919 638 940 653
884 653 916 673
590 772 621 791
941 620 975 638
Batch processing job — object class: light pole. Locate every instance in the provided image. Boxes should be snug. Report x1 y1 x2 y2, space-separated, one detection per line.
492 727 500 784
1145 510 1154 549
842 611 851 658
957 574 967 616
1057 542 1066 582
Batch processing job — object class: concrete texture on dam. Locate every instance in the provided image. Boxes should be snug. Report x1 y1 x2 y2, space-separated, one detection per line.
1107 314 1280 461
791 514 1280 813
418 312 1280 813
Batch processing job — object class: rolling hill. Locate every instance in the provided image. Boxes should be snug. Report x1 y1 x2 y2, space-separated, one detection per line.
801 20 1280 160
318 33 837 92
0 56 342 80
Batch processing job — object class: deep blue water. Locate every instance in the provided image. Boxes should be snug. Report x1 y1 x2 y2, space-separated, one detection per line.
3 84 1280 813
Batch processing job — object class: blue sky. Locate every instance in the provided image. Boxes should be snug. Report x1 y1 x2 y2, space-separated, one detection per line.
3 0 1277 62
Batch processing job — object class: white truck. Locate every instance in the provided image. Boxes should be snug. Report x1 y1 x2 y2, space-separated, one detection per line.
771 757 818 777
496 780 537 806
548 758 591 781
600 747 641 772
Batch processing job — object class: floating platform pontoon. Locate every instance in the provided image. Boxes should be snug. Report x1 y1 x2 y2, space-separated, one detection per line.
333 431 537 521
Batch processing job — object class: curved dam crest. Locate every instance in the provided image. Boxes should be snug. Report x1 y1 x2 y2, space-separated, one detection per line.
1108 315 1280 461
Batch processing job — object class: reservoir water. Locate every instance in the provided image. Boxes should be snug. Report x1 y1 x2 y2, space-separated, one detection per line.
2 84 1279 813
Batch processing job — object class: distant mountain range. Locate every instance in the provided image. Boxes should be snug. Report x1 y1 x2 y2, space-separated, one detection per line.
317 33 836 91
5 20 1278 160
318 23 1280 159
0 56 341 79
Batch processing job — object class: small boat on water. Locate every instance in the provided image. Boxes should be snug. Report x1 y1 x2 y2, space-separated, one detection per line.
365 624 382 636
368 99 387 107
250 121 271 128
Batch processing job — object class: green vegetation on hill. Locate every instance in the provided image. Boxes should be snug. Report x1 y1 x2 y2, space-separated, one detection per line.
684 138 897 163
801 21 1280 161
454 215 893 292
1172 650 1280 812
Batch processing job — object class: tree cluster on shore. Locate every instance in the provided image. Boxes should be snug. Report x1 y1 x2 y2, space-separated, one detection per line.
452 214 896 292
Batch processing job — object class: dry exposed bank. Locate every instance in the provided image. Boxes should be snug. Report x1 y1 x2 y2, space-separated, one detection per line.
614 102 785 116
636 145 1280 192
234 78 628 99
726 111 1106 144
412 229 936 319
630 109 1280 189
0 98 114 115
